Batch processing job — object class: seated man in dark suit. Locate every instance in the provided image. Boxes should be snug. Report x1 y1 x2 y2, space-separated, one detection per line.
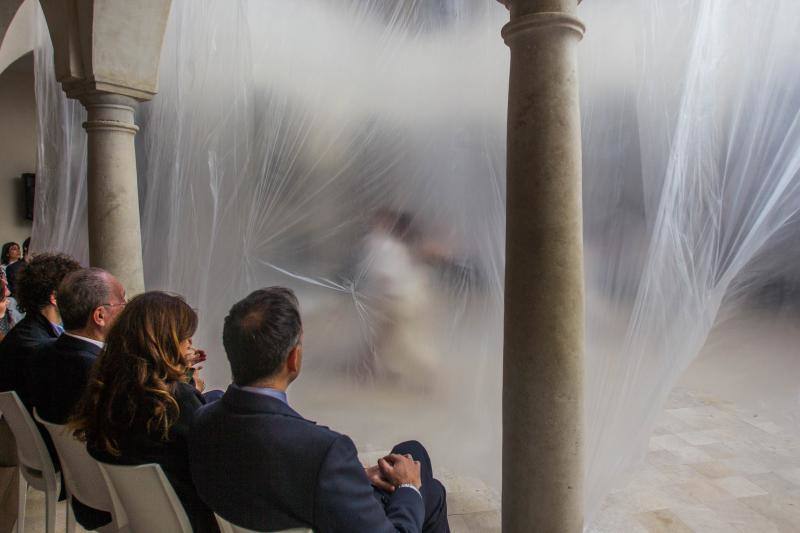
35 267 126 424
0 253 81 530
35 267 126 531
190 287 449 533
0 253 82 409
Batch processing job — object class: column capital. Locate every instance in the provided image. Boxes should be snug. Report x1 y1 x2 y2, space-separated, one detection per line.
62 79 158 102
39 0 172 103
80 92 139 135
79 91 139 108
496 0 583 9
502 12 585 45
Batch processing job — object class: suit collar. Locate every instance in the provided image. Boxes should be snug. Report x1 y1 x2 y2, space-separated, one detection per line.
221 384 311 422
55 333 103 356
28 311 60 338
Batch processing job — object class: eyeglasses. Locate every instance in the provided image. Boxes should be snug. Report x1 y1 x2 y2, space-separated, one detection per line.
100 301 127 309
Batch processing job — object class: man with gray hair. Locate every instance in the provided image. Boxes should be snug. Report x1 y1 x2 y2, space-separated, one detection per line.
33 267 126 530
35 267 126 424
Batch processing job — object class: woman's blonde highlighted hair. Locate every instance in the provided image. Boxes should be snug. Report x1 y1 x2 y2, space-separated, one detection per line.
71 291 198 456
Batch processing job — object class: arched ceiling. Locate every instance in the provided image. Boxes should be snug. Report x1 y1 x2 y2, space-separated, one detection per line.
0 0 35 77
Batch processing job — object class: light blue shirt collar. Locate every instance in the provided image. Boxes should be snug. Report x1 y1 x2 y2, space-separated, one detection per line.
234 383 288 405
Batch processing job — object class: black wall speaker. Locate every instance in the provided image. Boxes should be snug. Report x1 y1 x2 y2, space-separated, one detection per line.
22 173 34 221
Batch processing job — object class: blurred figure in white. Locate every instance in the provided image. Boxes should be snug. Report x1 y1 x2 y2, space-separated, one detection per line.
357 209 439 389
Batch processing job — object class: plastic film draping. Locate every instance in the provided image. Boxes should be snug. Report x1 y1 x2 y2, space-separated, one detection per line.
31 0 800 524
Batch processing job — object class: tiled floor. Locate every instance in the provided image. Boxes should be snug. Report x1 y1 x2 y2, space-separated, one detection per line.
436 470 501 533
15 386 800 532
589 387 800 533
442 386 800 533
15 490 85 533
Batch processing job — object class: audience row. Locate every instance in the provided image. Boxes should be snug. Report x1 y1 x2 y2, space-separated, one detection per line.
0 252 449 533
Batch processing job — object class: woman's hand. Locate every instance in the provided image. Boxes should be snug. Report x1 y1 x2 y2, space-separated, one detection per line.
192 367 206 392
185 347 208 367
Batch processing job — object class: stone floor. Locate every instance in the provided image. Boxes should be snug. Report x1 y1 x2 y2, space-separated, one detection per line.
15 490 82 532
16 386 800 532
439 385 800 533
589 387 800 533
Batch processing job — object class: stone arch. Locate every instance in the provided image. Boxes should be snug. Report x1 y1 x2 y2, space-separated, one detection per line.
0 0 35 77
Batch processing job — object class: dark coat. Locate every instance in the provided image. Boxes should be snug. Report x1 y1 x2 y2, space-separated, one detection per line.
189 385 424 533
4 260 24 296
89 381 218 533
0 311 60 409
34 334 101 424
34 333 114 530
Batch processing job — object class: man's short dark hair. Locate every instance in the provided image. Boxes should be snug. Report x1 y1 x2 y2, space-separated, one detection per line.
16 253 81 314
58 268 112 330
223 287 302 386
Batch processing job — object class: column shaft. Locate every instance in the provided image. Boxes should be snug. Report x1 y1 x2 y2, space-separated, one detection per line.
501 1 585 531
82 93 145 295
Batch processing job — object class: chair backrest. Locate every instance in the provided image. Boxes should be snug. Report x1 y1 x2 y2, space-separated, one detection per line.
33 409 118 521
0 391 57 484
214 513 313 533
0 416 17 467
98 462 192 533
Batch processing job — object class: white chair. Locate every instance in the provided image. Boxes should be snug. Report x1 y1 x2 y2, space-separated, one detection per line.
0 391 72 533
34 409 127 532
96 461 192 533
214 513 313 533
0 416 21 532
0 416 17 467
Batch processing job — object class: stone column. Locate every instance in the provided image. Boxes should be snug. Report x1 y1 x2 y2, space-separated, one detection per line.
82 93 145 295
500 1 585 532
38 0 173 295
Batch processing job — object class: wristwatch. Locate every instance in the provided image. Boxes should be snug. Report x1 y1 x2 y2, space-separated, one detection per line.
397 483 423 498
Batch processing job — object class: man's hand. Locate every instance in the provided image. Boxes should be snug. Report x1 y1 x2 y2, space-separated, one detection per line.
365 464 395 492
378 453 422 490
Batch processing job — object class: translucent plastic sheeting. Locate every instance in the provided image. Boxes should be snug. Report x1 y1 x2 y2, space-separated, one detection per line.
31 0 800 523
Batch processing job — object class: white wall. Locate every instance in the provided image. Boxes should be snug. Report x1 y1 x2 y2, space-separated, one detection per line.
0 54 35 247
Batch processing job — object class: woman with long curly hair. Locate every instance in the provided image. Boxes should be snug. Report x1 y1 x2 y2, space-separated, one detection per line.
71 291 218 532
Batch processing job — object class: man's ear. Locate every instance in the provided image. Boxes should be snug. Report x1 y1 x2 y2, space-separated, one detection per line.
286 345 301 374
49 291 57 307
92 305 106 328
